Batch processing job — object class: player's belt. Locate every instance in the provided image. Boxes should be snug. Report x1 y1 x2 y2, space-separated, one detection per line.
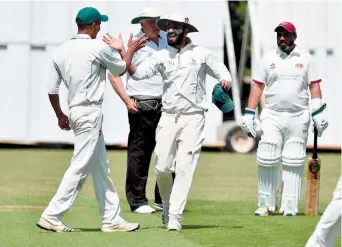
130 96 162 111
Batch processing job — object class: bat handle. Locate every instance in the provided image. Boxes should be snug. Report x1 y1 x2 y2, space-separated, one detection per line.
313 127 318 159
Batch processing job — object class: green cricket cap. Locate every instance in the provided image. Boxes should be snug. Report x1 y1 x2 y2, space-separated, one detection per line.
76 7 108 25
212 83 235 113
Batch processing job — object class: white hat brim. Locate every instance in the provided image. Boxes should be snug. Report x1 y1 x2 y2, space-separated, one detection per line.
131 16 159 24
157 18 198 33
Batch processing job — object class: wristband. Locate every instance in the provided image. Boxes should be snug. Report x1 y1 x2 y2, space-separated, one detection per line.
245 108 256 115
312 103 326 117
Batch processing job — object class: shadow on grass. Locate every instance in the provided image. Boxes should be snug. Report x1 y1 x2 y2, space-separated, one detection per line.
74 228 101 232
270 212 323 217
184 225 244 230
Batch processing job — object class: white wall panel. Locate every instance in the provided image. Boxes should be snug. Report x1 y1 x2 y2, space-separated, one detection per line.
0 2 30 43
0 45 30 141
30 2 71 44
106 1 147 41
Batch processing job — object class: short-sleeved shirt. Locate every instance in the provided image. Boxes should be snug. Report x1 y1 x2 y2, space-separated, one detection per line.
125 30 168 99
47 34 126 109
132 42 232 114
253 46 321 112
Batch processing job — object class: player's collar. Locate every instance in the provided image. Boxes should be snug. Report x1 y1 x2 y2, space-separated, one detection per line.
167 38 195 53
277 45 300 57
71 34 91 40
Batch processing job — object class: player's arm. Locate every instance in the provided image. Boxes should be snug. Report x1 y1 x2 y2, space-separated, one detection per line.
107 73 138 113
128 53 163 80
205 51 232 90
102 33 147 76
246 55 267 112
240 57 266 137
47 60 71 131
308 60 327 137
99 46 127 77
247 82 265 110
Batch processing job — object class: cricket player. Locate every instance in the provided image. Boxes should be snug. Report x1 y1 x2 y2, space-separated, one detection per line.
240 22 328 216
305 176 341 247
36 7 146 232
104 13 231 230
108 6 172 214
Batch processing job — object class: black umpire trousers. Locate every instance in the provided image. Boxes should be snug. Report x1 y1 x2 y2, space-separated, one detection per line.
126 97 163 211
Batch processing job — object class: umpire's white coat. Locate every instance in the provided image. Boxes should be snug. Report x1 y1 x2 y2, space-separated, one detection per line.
132 41 232 218
43 34 127 228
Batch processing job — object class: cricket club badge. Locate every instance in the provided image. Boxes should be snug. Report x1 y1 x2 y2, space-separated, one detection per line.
270 63 276 70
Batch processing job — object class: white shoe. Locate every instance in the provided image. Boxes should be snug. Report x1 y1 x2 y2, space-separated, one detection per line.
167 214 182 231
255 207 270 216
101 221 140 232
133 205 156 214
153 203 163 211
36 217 74 232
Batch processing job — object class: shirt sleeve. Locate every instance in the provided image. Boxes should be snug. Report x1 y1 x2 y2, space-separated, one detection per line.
308 56 322 84
205 52 232 82
131 53 164 80
47 59 62 94
253 57 267 85
98 46 126 76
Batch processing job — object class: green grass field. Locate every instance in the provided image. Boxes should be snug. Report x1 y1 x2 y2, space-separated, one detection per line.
0 149 340 247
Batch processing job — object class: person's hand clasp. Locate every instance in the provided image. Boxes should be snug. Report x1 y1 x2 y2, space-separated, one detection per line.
58 113 71 131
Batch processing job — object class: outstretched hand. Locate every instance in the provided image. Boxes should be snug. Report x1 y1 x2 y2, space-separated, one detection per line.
103 32 125 51
127 33 148 52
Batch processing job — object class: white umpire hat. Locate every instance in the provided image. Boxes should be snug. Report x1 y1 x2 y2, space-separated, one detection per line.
157 13 198 33
131 6 163 24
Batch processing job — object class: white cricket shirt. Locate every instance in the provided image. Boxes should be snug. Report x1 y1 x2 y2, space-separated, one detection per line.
253 46 321 112
47 34 126 108
132 41 232 114
125 30 168 99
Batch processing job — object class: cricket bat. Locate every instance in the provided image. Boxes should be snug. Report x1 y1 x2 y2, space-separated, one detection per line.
305 127 321 216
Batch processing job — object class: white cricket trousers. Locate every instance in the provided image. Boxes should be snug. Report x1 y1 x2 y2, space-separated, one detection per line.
257 108 311 212
42 105 124 228
305 176 342 247
155 112 205 218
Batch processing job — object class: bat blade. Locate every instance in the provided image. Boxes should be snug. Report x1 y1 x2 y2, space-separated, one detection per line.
305 156 321 216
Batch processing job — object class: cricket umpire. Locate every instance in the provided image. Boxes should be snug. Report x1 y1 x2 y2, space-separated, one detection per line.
108 7 173 214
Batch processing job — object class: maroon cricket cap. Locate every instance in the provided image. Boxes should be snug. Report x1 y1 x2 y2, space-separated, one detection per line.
274 22 296 34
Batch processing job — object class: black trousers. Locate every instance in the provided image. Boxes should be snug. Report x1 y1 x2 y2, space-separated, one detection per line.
126 98 163 211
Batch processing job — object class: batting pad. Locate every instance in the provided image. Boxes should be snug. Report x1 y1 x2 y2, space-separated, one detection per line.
258 165 280 211
280 165 304 213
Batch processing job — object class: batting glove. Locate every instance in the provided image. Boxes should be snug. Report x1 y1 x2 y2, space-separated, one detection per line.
241 108 260 138
311 99 328 137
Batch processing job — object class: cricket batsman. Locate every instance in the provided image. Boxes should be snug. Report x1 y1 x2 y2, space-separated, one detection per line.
103 13 232 230
240 22 328 216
